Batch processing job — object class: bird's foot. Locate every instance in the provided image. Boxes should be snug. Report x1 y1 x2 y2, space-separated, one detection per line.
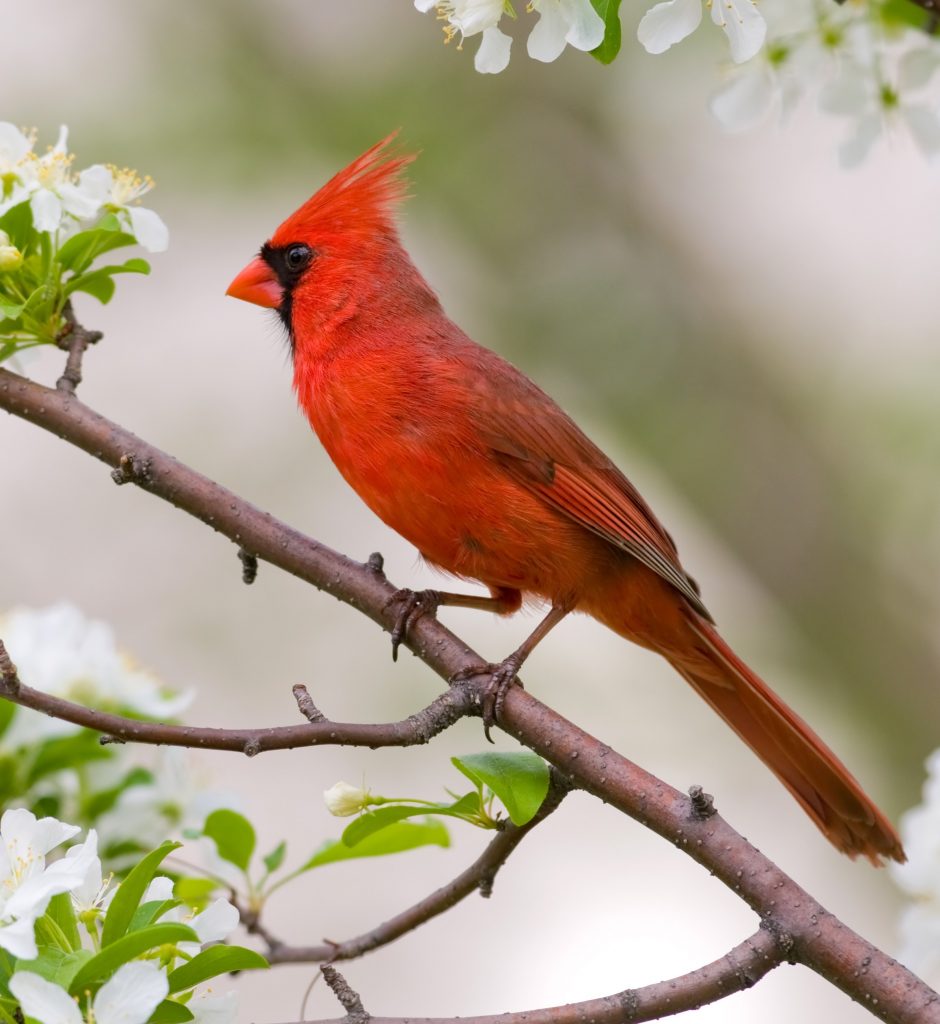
386 589 442 662
450 657 524 743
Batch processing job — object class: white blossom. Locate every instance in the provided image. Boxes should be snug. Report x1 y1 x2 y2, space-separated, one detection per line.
415 0 602 72
892 749 940 984
141 876 239 957
415 0 512 73
638 0 766 64
190 991 238 1024
526 0 605 63
819 50 940 167
96 748 237 855
324 781 371 817
11 960 168 1024
0 809 97 959
69 165 169 252
13 127 103 233
0 604 192 750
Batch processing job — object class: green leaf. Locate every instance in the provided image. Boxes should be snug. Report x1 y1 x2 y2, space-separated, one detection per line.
129 899 181 932
83 766 154 820
337 798 479 847
149 1001 195 1024
65 270 116 304
262 840 287 874
452 752 550 825
57 227 137 274
14 950 93 991
101 841 181 946
0 301 24 322
201 809 255 872
167 946 268 993
46 893 81 952
302 819 450 870
590 0 622 63
27 733 113 784
0 201 33 248
0 700 15 741
173 878 219 912
69 923 199 995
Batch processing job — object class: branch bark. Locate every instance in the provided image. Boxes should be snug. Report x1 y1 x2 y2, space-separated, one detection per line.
277 928 786 1024
2 365 938 1022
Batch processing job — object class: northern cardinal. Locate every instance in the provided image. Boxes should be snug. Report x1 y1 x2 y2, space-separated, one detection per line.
227 135 904 864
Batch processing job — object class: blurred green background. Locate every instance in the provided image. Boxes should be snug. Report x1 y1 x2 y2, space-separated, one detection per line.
3 2 939 1022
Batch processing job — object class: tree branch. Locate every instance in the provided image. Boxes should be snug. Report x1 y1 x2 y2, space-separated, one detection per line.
273 927 785 1024
2 365 938 1022
0 669 475 753
252 771 572 964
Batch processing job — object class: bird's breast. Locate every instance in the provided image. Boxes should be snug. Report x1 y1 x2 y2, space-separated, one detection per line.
294 351 604 602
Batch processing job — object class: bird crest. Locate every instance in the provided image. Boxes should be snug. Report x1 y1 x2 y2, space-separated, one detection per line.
271 132 414 248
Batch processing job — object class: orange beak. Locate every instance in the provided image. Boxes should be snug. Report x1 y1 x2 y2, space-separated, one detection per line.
226 256 283 309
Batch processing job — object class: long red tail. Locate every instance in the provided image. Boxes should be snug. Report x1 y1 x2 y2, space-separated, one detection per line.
669 618 905 864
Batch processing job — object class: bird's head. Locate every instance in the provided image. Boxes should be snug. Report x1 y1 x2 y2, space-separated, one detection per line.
227 132 424 351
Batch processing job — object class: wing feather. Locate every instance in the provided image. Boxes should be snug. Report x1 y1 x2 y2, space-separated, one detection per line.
473 362 712 620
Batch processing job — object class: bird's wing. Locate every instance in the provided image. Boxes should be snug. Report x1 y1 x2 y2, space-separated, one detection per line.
474 367 712 621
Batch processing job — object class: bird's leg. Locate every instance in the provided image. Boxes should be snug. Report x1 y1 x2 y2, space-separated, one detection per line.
387 586 521 662
452 603 571 741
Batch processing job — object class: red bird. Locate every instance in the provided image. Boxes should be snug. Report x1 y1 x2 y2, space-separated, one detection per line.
227 135 904 865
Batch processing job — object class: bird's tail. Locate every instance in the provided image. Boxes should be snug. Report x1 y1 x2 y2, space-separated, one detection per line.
668 617 905 864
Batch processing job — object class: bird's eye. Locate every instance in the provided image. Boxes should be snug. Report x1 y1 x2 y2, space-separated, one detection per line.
285 244 313 272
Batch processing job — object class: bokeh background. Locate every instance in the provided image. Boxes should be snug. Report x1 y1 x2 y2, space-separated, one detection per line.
3 2 940 1021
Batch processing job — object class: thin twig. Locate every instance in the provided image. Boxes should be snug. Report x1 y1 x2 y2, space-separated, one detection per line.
292 684 326 723
320 966 370 1024
272 928 785 1024
0 640 20 694
55 305 102 395
259 771 572 964
0 668 475 753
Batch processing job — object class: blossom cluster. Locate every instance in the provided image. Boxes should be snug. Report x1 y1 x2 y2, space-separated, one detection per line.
1 605 234 863
413 0 606 73
0 123 167 365
0 808 256 1024
413 0 940 166
892 749 940 987
0 123 167 251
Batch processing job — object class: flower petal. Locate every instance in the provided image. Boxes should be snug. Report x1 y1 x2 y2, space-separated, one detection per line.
637 0 702 56
414 0 437 10
838 112 882 168
191 898 239 944
0 123 32 165
902 105 940 159
898 48 940 92
191 992 238 1024
474 26 512 73
528 1 572 62
94 961 169 1024
29 189 63 233
709 0 766 64
558 0 605 51
0 916 40 960
10 972 82 1024
143 875 176 903
2 809 80 860
127 207 169 253
709 64 776 131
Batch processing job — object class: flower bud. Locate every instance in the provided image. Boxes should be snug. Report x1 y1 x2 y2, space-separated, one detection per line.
323 781 371 817
0 239 22 272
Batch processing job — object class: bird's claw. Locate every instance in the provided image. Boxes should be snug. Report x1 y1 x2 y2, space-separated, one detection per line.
386 589 441 662
450 658 524 742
